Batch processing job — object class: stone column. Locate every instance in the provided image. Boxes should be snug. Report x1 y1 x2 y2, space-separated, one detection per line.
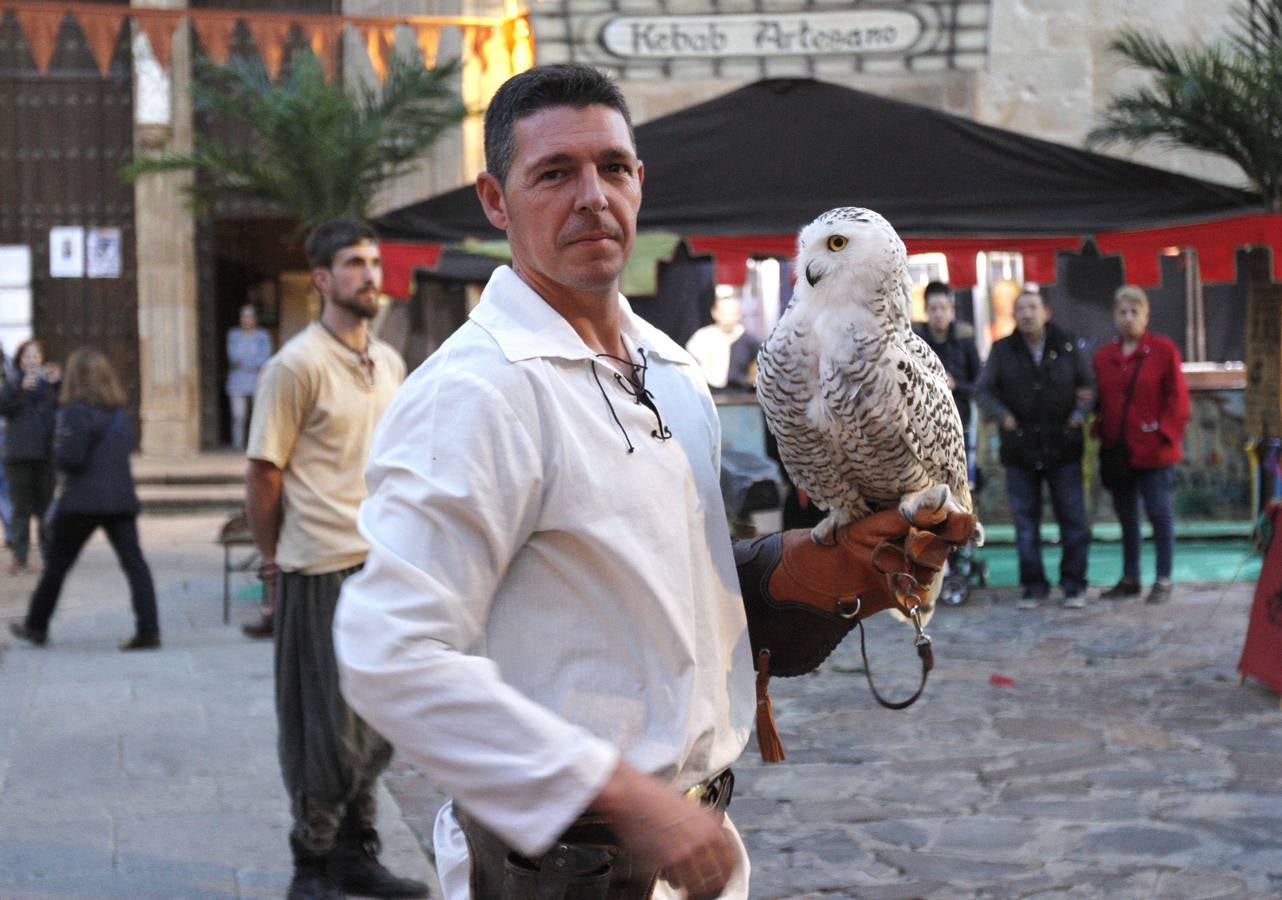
131 0 200 457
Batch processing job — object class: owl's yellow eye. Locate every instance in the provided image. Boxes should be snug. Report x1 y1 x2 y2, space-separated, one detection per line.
827 235 848 252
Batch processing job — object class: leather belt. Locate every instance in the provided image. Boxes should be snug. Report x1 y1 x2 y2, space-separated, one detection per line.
457 768 734 900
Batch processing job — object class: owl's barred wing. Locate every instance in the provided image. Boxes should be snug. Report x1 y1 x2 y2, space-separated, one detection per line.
756 321 863 516
820 328 972 514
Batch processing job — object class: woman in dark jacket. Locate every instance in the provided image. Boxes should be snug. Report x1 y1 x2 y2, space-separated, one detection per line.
1092 285 1190 605
0 338 60 574
9 348 160 650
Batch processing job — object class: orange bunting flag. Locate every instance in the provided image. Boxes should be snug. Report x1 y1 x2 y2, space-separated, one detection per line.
467 25 494 74
135 11 178 71
306 21 341 82
414 24 441 70
190 13 236 65
76 9 125 78
354 23 396 82
14 6 64 74
247 18 292 81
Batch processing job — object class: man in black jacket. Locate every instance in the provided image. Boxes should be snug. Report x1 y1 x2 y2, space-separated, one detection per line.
913 281 981 471
976 289 1095 609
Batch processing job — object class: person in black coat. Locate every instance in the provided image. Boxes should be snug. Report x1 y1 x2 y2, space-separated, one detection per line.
913 281 981 465
975 289 1095 610
0 338 60 574
9 348 160 651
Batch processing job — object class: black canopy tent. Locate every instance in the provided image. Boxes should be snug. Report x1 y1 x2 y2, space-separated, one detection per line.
377 78 1260 243
377 78 1272 359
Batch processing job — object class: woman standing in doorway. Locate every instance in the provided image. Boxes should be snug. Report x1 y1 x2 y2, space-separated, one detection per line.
226 304 272 450
0 338 60 574
1093 285 1191 604
9 348 160 650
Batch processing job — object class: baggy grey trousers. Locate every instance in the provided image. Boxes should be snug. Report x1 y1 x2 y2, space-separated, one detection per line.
275 567 393 855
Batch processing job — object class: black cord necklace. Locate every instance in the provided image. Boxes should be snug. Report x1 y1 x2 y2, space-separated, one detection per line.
318 320 375 385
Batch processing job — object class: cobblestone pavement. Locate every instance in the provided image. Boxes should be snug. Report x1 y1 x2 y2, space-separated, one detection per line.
386 581 1282 900
2 510 1278 898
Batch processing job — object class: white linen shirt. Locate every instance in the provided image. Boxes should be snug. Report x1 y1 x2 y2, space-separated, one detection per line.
335 266 754 896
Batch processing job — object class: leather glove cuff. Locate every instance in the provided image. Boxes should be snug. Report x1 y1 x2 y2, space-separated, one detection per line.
734 511 978 677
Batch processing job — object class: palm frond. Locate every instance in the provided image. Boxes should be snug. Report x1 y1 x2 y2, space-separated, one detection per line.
1091 2 1282 208
122 49 466 230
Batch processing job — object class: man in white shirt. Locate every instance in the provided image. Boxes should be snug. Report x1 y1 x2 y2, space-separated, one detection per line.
684 294 759 390
335 65 972 900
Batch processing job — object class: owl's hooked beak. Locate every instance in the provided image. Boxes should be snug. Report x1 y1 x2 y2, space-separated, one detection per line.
805 261 822 287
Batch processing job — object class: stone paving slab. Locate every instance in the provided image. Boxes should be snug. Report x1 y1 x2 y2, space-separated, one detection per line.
380 580 1282 899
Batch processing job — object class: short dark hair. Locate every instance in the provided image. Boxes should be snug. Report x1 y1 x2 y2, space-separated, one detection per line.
923 280 952 302
305 218 377 270
484 64 634 186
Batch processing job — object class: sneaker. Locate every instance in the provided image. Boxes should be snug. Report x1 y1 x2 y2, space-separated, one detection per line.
120 632 161 651
1061 590 1087 609
1145 580 1174 604
1017 588 1045 610
9 622 47 647
1102 578 1142 600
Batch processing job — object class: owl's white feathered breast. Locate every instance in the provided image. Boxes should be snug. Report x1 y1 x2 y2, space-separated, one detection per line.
757 207 971 538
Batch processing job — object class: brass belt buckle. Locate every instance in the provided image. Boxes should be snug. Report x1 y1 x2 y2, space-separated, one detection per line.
683 781 709 803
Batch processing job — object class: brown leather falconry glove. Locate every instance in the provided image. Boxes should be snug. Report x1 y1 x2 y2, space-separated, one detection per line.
733 509 978 761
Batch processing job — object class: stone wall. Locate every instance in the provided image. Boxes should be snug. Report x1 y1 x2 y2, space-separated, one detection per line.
363 2 1257 210
517 0 1250 191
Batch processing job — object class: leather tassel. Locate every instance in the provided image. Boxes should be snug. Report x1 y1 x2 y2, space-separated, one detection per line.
755 649 786 762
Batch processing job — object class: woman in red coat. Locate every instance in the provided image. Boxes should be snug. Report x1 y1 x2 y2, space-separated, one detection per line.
1092 285 1190 604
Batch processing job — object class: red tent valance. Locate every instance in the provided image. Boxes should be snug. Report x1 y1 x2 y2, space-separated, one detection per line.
686 214 1282 289
376 214 1282 298
381 241 442 298
1095 213 1282 286
686 234 1086 288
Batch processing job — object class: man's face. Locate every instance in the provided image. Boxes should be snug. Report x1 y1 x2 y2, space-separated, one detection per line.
1014 292 1048 341
711 296 741 333
924 292 953 333
1113 299 1149 341
315 240 382 319
477 104 643 300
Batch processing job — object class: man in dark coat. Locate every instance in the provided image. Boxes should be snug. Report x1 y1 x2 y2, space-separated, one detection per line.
975 289 1095 609
913 281 981 469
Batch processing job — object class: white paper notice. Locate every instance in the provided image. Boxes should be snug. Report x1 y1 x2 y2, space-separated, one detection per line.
86 227 122 279
50 227 85 278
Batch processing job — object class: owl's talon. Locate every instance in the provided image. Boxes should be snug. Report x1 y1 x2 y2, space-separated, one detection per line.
899 484 951 528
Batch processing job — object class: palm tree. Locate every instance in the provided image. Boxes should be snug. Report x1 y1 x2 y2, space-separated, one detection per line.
125 49 465 231
1088 0 1282 211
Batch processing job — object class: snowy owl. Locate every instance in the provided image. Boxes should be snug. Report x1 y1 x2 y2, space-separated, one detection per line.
757 207 973 546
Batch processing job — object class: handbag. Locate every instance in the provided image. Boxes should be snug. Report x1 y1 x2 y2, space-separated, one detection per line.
1099 354 1144 492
